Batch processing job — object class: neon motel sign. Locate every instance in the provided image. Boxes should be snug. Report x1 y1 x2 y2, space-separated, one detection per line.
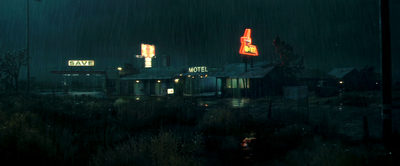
188 66 208 73
141 44 155 68
68 60 95 66
239 29 258 56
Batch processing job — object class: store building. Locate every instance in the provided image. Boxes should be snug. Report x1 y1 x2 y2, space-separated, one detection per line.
120 67 184 96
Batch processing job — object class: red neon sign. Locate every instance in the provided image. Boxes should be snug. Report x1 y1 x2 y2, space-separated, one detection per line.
239 29 258 56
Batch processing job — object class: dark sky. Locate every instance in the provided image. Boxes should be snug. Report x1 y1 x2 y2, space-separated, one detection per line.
0 0 399 83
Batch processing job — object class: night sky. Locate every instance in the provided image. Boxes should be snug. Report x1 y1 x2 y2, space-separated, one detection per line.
0 0 399 83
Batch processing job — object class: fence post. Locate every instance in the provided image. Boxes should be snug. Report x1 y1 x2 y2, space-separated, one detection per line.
268 99 272 119
363 115 369 141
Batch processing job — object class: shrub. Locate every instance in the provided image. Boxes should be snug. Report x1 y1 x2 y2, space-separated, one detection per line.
0 112 57 165
90 130 204 166
283 137 366 166
197 108 248 135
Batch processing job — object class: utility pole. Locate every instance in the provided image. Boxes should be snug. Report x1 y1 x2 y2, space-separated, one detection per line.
380 0 392 143
26 0 41 95
26 0 30 95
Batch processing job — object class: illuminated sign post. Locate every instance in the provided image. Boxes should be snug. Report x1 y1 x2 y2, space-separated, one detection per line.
137 44 155 68
239 29 258 56
68 60 95 66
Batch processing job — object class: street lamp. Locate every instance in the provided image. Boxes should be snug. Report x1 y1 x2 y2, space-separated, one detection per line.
26 0 42 95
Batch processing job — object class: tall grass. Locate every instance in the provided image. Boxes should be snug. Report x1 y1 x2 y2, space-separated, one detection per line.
90 130 204 166
283 137 367 166
197 107 250 136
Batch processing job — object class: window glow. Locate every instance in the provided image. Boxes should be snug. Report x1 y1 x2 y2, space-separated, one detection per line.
239 29 258 56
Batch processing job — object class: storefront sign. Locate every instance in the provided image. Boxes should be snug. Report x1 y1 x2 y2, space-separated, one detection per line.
188 66 208 73
167 88 174 94
68 60 94 66
239 29 258 56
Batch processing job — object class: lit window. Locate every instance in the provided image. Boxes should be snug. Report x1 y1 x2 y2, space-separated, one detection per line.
226 78 237 88
86 74 90 76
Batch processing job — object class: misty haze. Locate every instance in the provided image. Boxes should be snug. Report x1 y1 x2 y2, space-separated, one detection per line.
0 0 399 165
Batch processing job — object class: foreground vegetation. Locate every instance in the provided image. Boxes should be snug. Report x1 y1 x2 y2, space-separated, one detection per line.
0 93 399 165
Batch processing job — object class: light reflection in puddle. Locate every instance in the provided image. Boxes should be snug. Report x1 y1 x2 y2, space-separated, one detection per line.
231 98 250 107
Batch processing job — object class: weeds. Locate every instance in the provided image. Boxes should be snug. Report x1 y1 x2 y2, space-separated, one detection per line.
90 130 204 166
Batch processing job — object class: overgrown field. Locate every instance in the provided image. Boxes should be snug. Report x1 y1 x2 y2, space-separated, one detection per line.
0 93 399 165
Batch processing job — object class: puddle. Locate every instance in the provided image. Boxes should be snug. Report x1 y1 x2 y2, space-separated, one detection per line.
231 98 250 107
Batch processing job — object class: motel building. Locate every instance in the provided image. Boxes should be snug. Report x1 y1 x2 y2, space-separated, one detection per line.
174 66 220 96
119 67 184 96
211 62 282 98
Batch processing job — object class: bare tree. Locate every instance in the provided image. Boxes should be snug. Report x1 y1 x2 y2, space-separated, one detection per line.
0 49 28 94
273 35 304 85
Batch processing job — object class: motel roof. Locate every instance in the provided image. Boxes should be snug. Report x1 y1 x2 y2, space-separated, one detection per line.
210 62 277 78
328 67 358 79
296 68 335 79
121 67 185 80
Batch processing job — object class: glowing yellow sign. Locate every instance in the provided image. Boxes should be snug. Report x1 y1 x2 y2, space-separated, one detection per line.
141 44 155 58
141 44 155 68
68 60 94 66
239 29 258 56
